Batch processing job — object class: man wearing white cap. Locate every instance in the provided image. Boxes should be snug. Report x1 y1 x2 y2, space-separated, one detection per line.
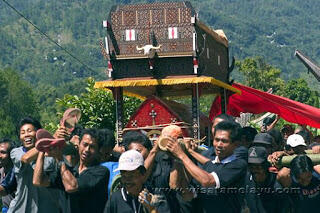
269 134 307 166
285 134 307 154
104 150 158 213
270 134 314 189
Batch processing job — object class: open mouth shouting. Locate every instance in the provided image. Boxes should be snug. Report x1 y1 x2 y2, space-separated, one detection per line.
23 137 35 147
215 148 223 155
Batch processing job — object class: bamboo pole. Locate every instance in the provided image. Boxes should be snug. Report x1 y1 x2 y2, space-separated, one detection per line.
279 154 320 167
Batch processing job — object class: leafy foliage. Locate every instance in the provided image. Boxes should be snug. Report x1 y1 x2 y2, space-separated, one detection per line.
1 0 320 88
53 78 141 131
190 0 320 86
235 57 285 94
35 79 87 126
0 68 40 139
0 0 319 136
235 57 319 107
281 78 319 107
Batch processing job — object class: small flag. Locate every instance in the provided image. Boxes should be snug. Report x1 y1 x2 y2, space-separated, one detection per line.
102 20 108 28
125 29 136 41
193 58 198 74
168 27 178 39
107 61 113 71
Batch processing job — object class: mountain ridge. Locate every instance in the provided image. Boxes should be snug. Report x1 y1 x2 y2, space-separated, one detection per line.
1 0 319 88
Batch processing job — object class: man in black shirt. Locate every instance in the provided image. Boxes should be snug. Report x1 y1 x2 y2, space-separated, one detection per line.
201 114 234 160
245 146 291 213
289 155 320 212
191 115 247 166
33 128 109 213
166 121 247 213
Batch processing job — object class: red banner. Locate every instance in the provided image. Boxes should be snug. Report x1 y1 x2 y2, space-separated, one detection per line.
209 83 320 128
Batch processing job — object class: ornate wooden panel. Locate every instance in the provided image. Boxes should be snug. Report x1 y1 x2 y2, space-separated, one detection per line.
138 10 149 26
181 8 191 23
166 8 179 25
111 11 121 26
151 9 165 25
105 2 229 81
123 10 136 26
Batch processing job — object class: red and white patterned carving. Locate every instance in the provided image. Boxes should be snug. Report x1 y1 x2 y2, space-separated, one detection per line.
131 120 138 127
168 27 178 39
170 117 177 123
125 29 136 41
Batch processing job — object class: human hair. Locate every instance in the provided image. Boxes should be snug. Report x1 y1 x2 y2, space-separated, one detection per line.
98 128 115 149
80 128 102 148
314 135 320 143
70 124 83 139
241 126 258 143
213 113 234 123
122 131 152 151
17 116 42 137
281 124 294 134
137 165 146 175
290 155 314 179
267 128 283 150
263 116 276 126
0 138 16 154
214 121 241 143
296 130 311 144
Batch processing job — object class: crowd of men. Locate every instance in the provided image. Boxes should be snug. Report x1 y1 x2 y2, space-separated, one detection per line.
0 114 320 213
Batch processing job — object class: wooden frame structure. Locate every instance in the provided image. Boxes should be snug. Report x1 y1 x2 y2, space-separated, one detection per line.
96 2 240 142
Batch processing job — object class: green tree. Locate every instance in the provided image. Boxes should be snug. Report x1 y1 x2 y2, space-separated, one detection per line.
0 68 40 138
36 78 87 127
170 95 216 117
235 57 285 94
234 57 319 107
53 78 141 131
281 78 319 107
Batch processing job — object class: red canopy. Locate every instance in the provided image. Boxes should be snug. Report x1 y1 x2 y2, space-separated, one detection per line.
209 83 320 128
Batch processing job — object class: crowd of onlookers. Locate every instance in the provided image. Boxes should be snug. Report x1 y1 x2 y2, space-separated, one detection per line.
0 113 320 213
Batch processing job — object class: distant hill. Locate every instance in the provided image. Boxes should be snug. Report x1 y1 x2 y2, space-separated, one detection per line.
193 0 320 88
1 0 319 89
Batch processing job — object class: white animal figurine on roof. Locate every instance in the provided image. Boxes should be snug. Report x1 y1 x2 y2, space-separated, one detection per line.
136 44 162 55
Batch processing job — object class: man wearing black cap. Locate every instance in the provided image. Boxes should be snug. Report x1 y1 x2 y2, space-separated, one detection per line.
245 146 291 213
252 133 274 155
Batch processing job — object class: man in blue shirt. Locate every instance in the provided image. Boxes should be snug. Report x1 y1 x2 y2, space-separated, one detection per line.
0 138 16 213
